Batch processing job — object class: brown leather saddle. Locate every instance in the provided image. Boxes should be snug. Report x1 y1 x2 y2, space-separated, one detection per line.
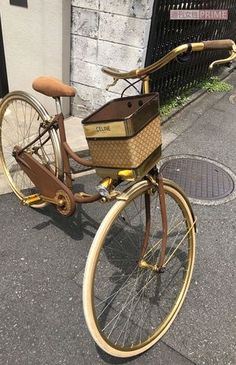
32 76 76 97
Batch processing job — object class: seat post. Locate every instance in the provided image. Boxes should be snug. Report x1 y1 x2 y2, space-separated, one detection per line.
54 97 62 115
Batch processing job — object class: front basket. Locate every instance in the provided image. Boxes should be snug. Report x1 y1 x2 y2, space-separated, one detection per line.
82 93 162 180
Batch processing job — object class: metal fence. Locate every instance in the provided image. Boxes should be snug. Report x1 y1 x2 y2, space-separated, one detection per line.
145 0 236 103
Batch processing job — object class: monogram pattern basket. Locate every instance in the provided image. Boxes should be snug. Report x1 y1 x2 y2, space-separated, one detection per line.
87 117 161 168
82 93 162 180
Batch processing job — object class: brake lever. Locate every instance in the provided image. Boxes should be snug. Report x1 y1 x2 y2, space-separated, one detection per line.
105 78 118 91
209 45 236 70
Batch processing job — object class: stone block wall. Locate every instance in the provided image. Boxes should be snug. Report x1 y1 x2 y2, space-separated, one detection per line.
71 0 154 116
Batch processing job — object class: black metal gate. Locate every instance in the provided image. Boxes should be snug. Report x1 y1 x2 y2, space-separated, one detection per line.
145 1 236 103
0 15 9 98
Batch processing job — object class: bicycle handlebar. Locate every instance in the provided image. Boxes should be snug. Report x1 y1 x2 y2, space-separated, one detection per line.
102 39 236 79
202 39 235 50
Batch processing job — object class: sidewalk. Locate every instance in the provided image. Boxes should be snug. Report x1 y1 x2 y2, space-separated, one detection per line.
0 70 236 365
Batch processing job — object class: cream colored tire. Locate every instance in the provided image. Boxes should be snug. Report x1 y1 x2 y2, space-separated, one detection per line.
83 180 196 358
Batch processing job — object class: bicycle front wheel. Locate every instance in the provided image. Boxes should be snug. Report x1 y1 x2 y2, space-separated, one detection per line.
0 91 63 207
83 179 196 358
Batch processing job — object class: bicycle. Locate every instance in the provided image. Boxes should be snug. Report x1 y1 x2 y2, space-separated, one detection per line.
0 39 235 358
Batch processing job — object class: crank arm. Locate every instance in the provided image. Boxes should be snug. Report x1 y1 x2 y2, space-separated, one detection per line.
39 194 65 206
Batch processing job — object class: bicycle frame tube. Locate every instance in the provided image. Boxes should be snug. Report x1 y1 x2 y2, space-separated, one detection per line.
55 113 73 188
142 77 150 94
52 98 95 189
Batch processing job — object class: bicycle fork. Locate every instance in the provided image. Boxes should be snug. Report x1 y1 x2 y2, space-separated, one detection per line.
139 173 168 272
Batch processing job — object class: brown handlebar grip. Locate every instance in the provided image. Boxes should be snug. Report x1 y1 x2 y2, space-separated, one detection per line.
203 39 235 50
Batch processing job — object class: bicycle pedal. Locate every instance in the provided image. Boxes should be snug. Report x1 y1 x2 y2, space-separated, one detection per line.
22 194 41 205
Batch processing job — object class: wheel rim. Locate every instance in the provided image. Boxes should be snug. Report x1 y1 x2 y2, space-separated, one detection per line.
0 93 61 206
84 183 195 356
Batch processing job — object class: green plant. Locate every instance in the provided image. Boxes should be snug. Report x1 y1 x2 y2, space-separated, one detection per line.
160 75 233 116
197 76 233 93
160 94 190 116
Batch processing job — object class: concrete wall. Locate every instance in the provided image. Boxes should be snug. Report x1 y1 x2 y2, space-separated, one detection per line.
71 0 154 117
1 0 71 115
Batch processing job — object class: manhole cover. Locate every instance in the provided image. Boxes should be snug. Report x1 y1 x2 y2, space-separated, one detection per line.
159 155 236 205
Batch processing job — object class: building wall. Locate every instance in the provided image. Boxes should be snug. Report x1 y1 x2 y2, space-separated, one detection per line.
71 0 154 117
1 0 71 115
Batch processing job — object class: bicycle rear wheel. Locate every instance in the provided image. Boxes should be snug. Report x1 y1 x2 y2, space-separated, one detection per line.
83 179 196 358
0 91 63 207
